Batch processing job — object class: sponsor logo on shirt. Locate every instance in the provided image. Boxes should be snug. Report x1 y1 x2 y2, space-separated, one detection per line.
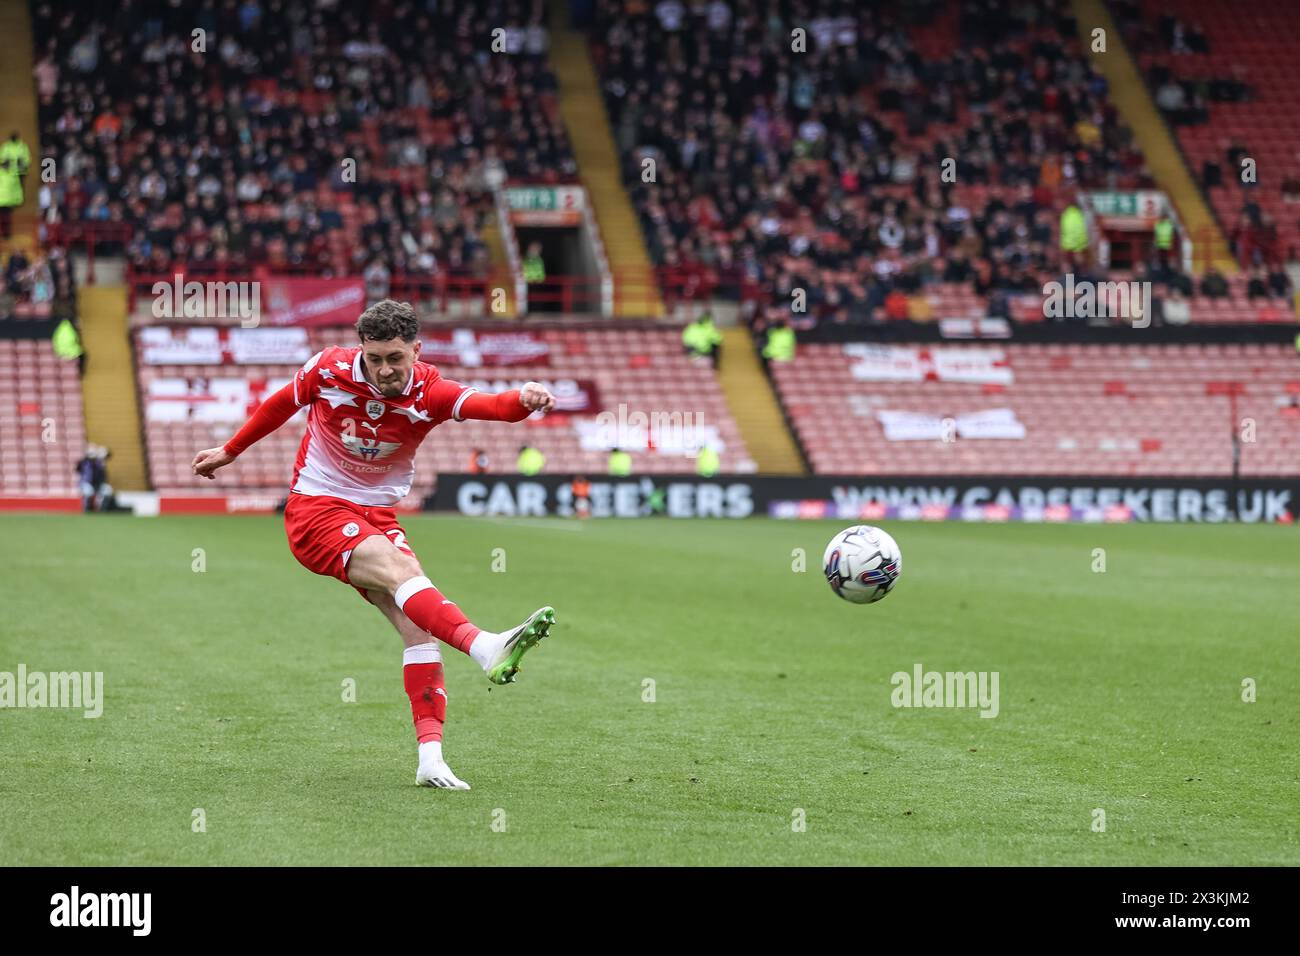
341 433 402 461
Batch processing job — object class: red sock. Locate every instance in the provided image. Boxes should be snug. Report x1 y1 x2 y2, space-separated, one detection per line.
394 575 481 654
402 643 446 743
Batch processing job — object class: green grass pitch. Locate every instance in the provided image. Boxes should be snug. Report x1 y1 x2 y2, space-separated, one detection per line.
1 514 1296 866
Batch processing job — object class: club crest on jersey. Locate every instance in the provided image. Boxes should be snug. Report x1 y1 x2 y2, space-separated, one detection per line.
365 400 385 421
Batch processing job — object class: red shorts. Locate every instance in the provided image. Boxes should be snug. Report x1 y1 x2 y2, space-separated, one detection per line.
283 493 418 599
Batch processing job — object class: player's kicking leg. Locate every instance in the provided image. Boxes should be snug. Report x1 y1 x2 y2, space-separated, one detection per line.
348 535 557 685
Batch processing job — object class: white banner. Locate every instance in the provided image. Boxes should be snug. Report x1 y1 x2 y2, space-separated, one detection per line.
228 327 311 365
145 376 296 423
938 317 1012 339
877 407 1025 441
954 407 1027 439
140 327 223 365
141 327 311 365
930 349 1014 384
846 344 1013 385
844 343 924 381
876 410 944 441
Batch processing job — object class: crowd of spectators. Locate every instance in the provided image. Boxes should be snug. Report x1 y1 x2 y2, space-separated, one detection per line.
1110 3 1251 129
31 0 575 279
1138 255 1289 326
1110 0 1299 267
593 0 1156 330
24 0 1295 327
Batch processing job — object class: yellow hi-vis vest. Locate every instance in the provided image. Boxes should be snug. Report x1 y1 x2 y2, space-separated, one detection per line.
608 450 632 475
0 139 28 207
695 446 720 477
683 319 719 354
516 447 545 475
52 319 84 360
1059 205 1088 252
1154 217 1174 250
762 326 795 362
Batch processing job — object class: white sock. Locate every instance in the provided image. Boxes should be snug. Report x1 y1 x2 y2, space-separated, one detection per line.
394 575 434 611
467 630 500 670
402 641 441 666
418 740 443 765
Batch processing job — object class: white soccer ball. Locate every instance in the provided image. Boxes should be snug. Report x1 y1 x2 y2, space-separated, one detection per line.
823 525 902 604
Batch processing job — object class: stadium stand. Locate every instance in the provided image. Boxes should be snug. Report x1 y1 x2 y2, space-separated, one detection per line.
1114 0 1300 265
5 0 1296 510
886 270 1292 326
30 0 575 279
0 337 85 494
771 340 1300 476
592 0 1136 316
590 0 1291 327
134 326 756 499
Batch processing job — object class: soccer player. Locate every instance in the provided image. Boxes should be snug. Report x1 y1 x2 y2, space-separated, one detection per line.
190 300 557 790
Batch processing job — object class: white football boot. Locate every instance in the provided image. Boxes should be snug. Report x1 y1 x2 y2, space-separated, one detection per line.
415 741 470 790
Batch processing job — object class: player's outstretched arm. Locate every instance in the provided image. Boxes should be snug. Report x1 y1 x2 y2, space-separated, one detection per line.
192 380 300 479
458 381 555 421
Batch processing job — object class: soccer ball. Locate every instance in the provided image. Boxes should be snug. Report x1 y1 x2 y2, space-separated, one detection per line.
823 525 902 604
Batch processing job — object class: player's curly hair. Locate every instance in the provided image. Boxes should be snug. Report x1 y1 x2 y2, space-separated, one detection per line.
356 299 420 342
